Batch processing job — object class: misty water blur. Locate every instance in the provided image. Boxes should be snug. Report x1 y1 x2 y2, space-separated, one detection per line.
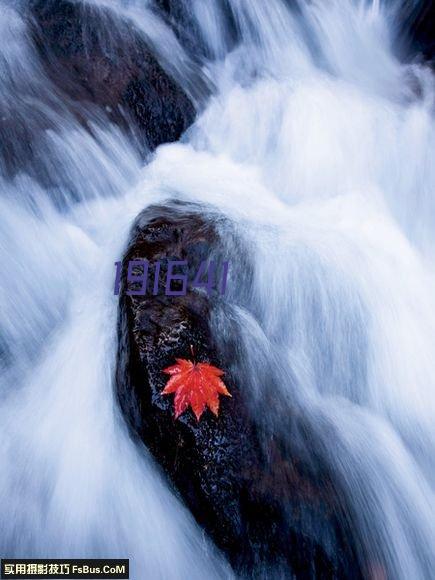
0 1 434 578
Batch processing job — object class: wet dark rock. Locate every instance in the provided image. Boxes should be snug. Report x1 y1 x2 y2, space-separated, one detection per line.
116 201 366 578
154 0 239 61
28 0 195 150
398 0 435 64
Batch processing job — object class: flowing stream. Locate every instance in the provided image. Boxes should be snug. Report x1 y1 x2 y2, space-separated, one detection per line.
0 1 434 578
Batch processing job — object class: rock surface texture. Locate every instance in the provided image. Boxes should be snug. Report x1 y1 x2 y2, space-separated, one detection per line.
116 201 366 579
29 0 195 150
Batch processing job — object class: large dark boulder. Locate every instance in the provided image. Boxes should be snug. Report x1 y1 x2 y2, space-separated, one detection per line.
28 0 195 151
1 2 196 195
116 201 366 578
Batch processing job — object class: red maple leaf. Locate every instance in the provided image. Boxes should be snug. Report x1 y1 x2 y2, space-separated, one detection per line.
162 358 232 421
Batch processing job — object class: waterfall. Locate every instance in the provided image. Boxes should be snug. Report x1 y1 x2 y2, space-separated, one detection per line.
0 1 434 578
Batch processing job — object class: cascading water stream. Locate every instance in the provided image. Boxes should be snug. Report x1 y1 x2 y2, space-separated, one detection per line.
0 1 434 578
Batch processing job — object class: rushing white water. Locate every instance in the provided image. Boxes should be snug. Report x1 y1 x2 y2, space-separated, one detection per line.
1 0 434 578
